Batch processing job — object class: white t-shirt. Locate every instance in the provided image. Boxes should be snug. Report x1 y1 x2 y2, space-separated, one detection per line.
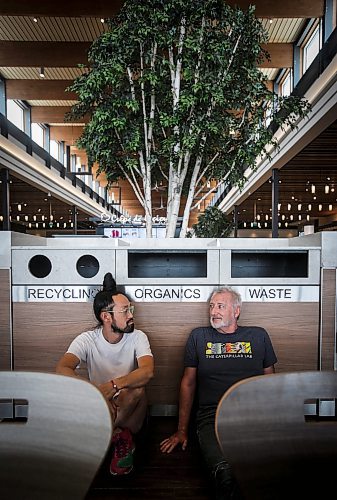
67 327 153 385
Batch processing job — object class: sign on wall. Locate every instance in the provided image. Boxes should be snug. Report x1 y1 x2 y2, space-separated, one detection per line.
12 285 319 303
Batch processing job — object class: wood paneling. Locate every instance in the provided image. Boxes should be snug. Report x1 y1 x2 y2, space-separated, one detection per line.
260 43 293 68
31 105 70 123
13 300 320 406
12 303 96 371
0 41 90 67
6 80 77 100
0 1 125 18
50 125 84 143
241 302 320 372
0 269 11 370
1 0 324 19
320 268 336 370
226 0 324 18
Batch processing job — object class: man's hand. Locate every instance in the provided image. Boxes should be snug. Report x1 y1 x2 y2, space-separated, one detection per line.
98 381 116 401
160 430 188 453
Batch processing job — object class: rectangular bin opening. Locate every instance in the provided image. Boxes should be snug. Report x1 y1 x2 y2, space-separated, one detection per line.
231 251 308 278
128 251 207 278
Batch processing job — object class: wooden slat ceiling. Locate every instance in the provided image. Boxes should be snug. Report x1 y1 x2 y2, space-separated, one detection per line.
0 0 331 233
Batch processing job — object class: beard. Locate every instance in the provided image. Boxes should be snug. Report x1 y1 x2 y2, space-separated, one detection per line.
210 317 233 329
112 319 135 334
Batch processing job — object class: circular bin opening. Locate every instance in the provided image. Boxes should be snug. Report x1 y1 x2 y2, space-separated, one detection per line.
28 255 52 278
76 254 100 278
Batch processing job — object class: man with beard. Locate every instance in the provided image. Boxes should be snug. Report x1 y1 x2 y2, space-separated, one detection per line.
160 287 276 499
56 273 154 476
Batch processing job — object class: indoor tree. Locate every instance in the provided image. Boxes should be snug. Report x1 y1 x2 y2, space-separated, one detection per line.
68 0 310 237
188 205 234 238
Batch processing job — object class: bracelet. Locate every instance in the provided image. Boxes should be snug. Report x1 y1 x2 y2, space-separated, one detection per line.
111 379 121 400
111 379 118 391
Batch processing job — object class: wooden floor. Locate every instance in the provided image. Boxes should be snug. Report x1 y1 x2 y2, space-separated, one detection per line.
86 416 213 500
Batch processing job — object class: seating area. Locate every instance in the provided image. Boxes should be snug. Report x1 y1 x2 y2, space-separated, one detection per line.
1 370 337 499
0 371 112 500
215 371 337 500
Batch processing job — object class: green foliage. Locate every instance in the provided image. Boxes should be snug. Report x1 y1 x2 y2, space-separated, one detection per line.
66 0 310 235
188 206 233 238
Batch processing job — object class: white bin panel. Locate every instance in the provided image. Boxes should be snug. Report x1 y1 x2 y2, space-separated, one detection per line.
11 249 115 285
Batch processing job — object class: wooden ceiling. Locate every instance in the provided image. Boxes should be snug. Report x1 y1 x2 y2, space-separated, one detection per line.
1 0 332 234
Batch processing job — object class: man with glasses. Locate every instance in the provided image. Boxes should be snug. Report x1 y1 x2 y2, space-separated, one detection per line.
56 273 154 476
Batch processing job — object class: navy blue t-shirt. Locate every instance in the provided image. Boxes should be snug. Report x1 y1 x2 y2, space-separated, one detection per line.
184 325 277 407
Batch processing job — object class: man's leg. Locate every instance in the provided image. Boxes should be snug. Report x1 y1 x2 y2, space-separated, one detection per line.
109 387 148 476
114 386 147 433
196 406 242 500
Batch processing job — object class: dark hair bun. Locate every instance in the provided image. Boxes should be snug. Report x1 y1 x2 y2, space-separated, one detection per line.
103 273 117 293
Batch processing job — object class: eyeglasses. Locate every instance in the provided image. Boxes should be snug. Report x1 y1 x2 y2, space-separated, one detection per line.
102 305 135 315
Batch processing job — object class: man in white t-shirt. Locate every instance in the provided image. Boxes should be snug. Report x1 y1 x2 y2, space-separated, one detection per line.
56 273 154 476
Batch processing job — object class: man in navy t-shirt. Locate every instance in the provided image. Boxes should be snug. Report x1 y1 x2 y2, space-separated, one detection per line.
160 286 277 499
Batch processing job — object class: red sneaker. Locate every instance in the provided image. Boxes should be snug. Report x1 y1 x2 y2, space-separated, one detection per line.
110 428 135 476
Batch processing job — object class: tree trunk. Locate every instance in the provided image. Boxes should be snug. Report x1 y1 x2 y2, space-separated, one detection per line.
179 158 202 237
142 174 153 237
166 175 182 238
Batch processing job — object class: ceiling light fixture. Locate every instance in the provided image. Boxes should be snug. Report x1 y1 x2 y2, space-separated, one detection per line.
311 184 316 194
325 185 330 194
39 66 45 78
33 17 38 23
329 204 333 211
308 204 312 211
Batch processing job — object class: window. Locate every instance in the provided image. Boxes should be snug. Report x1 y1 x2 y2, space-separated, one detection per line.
31 123 44 147
303 24 320 72
50 140 60 160
280 70 292 97
7 99 24 130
